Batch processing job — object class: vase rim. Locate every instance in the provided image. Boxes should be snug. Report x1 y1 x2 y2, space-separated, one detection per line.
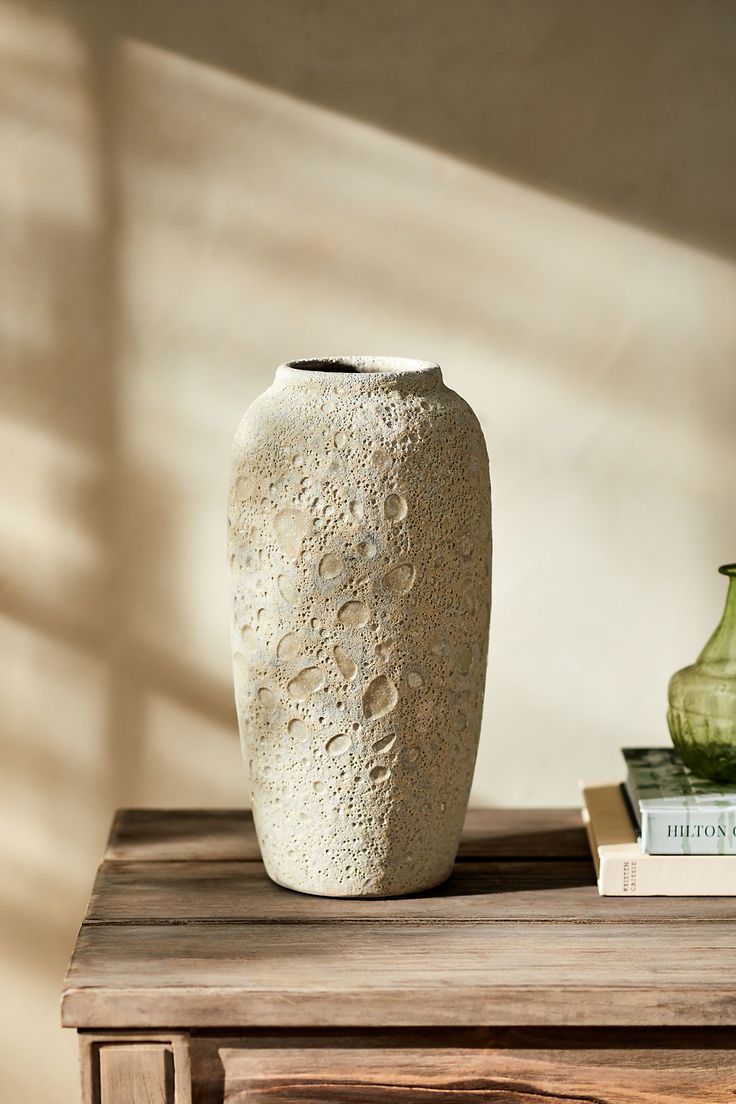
276 356 443 391
719 563 736 577
282 355 439 375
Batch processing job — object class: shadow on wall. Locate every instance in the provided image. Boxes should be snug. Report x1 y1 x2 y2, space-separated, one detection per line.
2 3 239 804
58 0 736 261
4 0 724 822
2 7 241 1096
5 0 726 814
1 2 733 874
2 0 729 799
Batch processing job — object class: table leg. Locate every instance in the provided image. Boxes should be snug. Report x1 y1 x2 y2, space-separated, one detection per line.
78 1033 191 1104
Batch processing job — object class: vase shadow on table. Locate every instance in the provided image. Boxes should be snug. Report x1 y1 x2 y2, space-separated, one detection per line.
407 823 597 899
458 824 589 862
419 861 596 901
264 857 595 902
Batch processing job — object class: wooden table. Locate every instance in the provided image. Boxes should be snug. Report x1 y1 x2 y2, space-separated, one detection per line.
62 808 736 1103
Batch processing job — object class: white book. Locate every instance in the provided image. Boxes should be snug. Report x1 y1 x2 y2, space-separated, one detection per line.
581 782 736 896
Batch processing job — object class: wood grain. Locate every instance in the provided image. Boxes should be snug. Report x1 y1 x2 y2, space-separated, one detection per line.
190 1030 736 1104
79 1033 192 1104
86 858 736 923
65 799 736 1091
62 919 736 1028
99 1043 173 1104
105 810 262 863
104 807 589 862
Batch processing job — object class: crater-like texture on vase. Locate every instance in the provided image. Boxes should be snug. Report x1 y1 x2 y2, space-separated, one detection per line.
229 357 491 896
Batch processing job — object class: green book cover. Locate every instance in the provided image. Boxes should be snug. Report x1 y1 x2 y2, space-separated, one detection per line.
623 747 736 855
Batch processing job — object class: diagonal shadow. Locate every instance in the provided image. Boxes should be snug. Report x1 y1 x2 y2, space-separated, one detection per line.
45 0 736 262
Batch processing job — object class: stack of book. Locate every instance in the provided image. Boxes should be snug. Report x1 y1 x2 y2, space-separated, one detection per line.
582 747 736 896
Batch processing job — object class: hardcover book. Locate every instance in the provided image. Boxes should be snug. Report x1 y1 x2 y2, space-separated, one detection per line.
581 782 736 896
623 746 736 855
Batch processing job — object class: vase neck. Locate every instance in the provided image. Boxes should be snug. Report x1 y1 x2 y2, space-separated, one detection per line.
274 356 443 395
699 574 736 668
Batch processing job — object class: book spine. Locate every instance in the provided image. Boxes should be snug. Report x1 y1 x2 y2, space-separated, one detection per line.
598 852 736 895
641 809 736 855
623 775 642 830
581 807 600 878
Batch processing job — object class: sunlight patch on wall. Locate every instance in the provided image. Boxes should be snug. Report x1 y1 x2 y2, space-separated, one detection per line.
0 419 107 630
116 38 736 805
140 691 247 806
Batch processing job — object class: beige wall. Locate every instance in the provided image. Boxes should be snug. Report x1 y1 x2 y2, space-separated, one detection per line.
2 2 736 1099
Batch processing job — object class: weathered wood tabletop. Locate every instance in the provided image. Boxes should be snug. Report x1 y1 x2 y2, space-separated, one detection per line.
62 808 736 1103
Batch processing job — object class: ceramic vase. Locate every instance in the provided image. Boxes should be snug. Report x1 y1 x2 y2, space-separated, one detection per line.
668 564 736 783
228 357 492 896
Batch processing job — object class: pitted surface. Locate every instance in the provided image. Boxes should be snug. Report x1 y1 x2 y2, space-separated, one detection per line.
229 358 491 896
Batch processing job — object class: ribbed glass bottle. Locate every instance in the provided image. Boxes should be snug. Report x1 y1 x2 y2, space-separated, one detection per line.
668 564 736 783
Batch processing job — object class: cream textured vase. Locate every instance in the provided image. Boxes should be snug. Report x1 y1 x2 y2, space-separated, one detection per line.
228 357 491 896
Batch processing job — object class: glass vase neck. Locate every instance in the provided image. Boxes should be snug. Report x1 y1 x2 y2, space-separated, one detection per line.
699 566 736 669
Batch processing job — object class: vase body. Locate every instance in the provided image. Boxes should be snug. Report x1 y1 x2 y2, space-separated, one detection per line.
228 357 491 896
668 564 736 783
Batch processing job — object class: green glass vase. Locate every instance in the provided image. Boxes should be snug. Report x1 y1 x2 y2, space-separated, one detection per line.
668 564 736 783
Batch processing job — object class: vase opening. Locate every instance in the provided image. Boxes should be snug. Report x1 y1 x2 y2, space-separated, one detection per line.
719 564 736 577
284 356 439 376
